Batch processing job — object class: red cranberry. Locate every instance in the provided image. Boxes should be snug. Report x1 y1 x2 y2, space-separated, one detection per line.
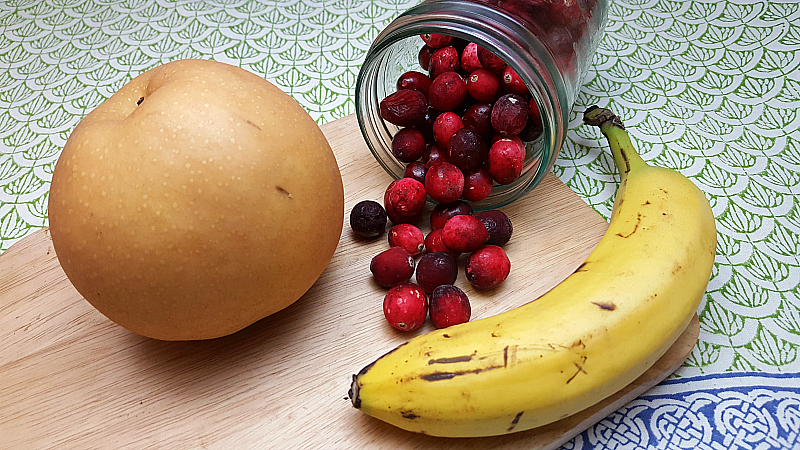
425 229 461 258
416 251 458 294
462 168 494 202
418 45 435 71
429 285 471 328
466 68 500 103
380 89 428 127
397 70 432 96
518 98 543 141
475 210 513 246
490 133 524 148
425 162 464 204
461 42 483 72
462 102 493 138
428 72 467 112
491 93 529 136
370 246 415 287
391 128 426 162
384 177 427 218
389 223 425 256
488 138 526 185
383 282 428 331
422 143 449 165
501 65 529 96
441 214 489 253
349 200 387 238
428 46 460 80
421 33 453 49
477 46 506 73
447 128 488 172
430 200 473 230
404 161 428 184
465 245 510 290
432 112 464 146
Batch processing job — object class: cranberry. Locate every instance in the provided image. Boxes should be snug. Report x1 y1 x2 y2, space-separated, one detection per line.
428 46 460 80
461 42 483 72
425 229 461 258
477 46 506 73
466 68 500 103
432 111 464 146
488 138 526 185
388 223 425 256
475 210 513 246
397 70 432 96
461 102 493 139
462 168 494 202
349 200 387 238
491 93 529 136
422 143 448 165
429 285 471 328
380 89 428 127
518 119 543 142
386 204 422 225
391 127 426 162
447 128 488 172
383 282 428 331
430 200 473 230
416 251 458 294
418 45 435 71
490 133 524 148
428 72 467 112
501 65 529 96
466 245 511 289
421 33 453 49
425 162 464 204
442 214 489 253
370 246 415 287
384 177 427 219
415 107 437 143
404 161 428 184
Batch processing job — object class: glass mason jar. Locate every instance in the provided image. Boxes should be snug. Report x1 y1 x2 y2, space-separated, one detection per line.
355 0 609 209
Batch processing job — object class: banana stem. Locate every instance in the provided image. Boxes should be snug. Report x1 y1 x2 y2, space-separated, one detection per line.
583 106 648 175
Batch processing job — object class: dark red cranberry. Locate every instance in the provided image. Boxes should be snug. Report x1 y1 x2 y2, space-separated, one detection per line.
432 111 464 146
441 214 489 253
422 143 448 165
404 161 428 184
428 72 467 112
429 285 471 328
428 46 460 80
491 93 529 136
501 65 529 96
425 162 464 204
415 107 437 143
416 251 458 294
425 229 460 258
488 138 526 185
466 68 500 103
465 245 510 290
430 200 473 230
475 210 513 246
462 102 493 138
418 45 435 71
383 282 428 331
389 223 425 256
447 128 488 172
370 246 415 287
477 46 506 73
461 42 483 72
397 70 432 96
386 204 423 225
349 200 387 238
518 119 543 142
462 168 494 202
420 33 453 49
380 89 428 127
384 177 427 218
391 127 426 162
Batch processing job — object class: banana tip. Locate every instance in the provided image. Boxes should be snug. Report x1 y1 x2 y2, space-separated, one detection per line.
348 374 361 409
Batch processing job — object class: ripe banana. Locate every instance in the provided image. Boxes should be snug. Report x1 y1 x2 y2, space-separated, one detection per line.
347 106 717 437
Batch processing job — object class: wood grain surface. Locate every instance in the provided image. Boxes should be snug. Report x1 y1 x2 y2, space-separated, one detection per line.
0 114 698 449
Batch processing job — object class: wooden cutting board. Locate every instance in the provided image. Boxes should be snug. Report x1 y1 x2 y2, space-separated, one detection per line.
0 114 698 449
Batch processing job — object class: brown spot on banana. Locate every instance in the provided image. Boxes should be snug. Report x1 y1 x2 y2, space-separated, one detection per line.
507 411 524 432
616 213 642 238
419 365 504 381
566 357 588 384
401 411 418 420
428 351 477 365
592 301 616 311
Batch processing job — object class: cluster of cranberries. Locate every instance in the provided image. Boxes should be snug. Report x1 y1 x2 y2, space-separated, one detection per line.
380 34 545 204
351 197 513 332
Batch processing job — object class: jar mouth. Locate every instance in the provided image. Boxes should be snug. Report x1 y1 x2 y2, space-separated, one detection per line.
356 0 568 209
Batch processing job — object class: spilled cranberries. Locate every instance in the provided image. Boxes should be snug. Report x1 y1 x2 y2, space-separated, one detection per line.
466 245 511 289
416 251 458 294
430 285 471 328
383 282 429 331
388 223 425 256
370 247 415 287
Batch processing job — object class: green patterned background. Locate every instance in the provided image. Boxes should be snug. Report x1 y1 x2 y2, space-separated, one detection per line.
0 0 798 376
